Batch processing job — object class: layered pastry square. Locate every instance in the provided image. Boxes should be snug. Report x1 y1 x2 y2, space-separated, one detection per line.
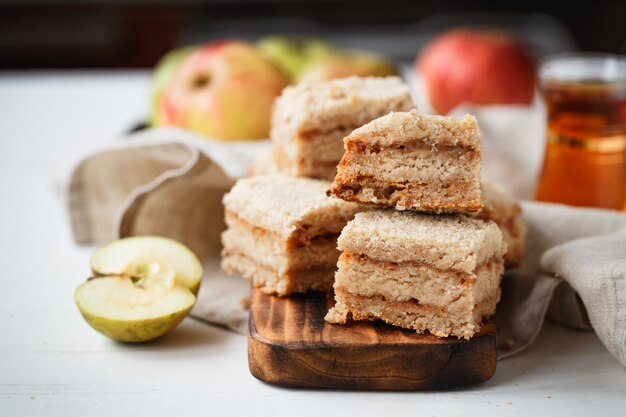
270 76 414 181
221 174 362 296
325 210 507 339
329 109 483 213
478 180 526 267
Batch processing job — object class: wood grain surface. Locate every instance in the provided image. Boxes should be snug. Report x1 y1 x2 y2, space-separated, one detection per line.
248 289 497 390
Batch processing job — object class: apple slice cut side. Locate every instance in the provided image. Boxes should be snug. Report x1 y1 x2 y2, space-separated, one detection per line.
90 236 203 295
76 236 203 342
75 276 196 343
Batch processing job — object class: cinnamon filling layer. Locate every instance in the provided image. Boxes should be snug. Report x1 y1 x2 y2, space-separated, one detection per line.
225 210 340 248
223 249 338 276
347 138 478 156
342 252 477 284
299 124 359 141
331 182 482 210
335 175 478 190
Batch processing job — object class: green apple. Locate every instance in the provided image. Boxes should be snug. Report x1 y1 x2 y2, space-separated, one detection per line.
154 40 289 140
75 236 203 343
150 46 197 126
296 50 398 83
257 36 338 81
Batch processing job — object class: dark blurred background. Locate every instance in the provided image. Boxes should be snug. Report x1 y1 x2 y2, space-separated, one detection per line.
1 1 625 69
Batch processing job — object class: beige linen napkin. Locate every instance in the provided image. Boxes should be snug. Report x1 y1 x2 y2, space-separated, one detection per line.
498 202 626 364
69 127 269 333
68 126 626 366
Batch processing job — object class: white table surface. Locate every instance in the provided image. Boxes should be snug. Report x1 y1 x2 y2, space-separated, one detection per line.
1 71 625 417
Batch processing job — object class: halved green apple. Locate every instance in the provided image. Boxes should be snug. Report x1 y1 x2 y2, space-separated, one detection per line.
75 236 203 343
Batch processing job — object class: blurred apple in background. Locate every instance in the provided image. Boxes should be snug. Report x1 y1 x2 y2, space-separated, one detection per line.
257 36 338 82
151 37 398 140
150 46 197 126
153 40 289 140
417 28 535 115
296 51 397 83
258 35 398 83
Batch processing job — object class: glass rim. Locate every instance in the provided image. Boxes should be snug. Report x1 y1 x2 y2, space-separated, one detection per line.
538 52 626 86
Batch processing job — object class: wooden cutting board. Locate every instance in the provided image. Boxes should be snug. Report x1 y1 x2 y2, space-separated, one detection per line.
248 289 497 390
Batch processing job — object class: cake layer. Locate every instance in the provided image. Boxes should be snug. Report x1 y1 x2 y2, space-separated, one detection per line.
278 127 352 165
221 216 340 274
272 145 341 182
272 126 352 181
331 180 482 213
344 110 481 150
337 211 507 274
325 289 499 339
222 252 335 296
334 252 502 316
336 145 479 184
222 175 362 240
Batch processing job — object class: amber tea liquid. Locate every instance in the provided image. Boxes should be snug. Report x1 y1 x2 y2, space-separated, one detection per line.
535 77 626 210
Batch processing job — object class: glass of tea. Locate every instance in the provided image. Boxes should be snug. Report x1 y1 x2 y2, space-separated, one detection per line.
535 53 626 210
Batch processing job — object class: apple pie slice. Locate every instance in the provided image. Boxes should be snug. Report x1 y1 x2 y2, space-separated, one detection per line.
329 109 483 214
270 76 414 181
325 210 507 339
221 174 363 296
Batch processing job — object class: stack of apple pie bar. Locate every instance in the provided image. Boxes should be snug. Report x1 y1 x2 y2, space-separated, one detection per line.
222 76 525 340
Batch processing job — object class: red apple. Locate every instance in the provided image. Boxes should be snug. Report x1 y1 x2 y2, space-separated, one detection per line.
417 29 535 114
155 41 289 140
